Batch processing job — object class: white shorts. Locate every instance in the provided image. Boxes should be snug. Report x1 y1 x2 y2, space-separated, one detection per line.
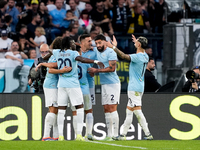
58 87 84 106
43 88 58 107
101 83 121 105
69 94 91 111
89 87 95 105
127 91 143 107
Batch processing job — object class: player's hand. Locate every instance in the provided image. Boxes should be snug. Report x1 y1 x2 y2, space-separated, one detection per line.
111 35 117 47
106 41 113 48
87 68 94 77
97 62 104 69
132 34 137 43
61 66 72 73
35 63 42 71
88 68 98 73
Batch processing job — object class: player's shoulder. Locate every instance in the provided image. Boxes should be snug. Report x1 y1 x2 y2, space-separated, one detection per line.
49 55 57 62
106 47 113 51
105 47 115 54
89 49 96 54
93 47 97 52
69 49 78 53
52 49 60 54
136 52 148 63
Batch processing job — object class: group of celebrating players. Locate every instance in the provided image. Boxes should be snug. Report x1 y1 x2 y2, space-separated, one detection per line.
36 33 153 141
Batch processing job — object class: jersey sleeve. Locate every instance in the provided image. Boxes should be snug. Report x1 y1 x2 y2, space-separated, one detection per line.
129 54 138 62
50 55 57 63
73 51 80 60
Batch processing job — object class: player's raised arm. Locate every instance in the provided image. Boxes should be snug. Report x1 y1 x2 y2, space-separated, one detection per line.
75 56 105 69
106 35 131 61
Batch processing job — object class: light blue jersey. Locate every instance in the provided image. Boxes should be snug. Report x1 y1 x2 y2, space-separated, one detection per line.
128 52 149 92
43 55 59 89
94 47 120 85
81 49 97 88
53 49 80 88
78 63 91 95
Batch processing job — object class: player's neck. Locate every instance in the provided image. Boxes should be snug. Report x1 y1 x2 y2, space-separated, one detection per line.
81 47 88 52
147 67 151 71
136 48 145 53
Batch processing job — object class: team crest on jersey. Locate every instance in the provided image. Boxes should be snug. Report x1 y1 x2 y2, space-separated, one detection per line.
0 69 5 93
135 91 139 96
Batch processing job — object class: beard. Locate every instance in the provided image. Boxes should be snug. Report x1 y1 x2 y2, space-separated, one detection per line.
97 45 104 52
150 68 155 71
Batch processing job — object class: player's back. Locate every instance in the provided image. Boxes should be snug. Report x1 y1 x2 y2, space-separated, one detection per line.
78 63 90 95
128 52 149 92
53 49 80 88
94 47 120 84
43 55 59 89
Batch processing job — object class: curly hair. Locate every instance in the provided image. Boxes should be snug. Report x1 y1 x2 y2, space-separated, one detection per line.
61 36 73 51
50 36 63 49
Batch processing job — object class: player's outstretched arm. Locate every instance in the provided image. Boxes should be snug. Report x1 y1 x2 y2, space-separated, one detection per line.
49 66 72 74
106 35 131 61
35 62 57 71
88 60 116 73
75 56 105 68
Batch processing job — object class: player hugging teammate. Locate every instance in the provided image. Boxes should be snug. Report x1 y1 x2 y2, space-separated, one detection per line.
37 34 153 141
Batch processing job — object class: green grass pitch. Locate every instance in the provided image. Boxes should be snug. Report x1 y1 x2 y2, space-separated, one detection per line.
1 140 200 150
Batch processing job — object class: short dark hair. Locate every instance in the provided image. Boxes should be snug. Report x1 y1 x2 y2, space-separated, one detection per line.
137 36 148 49
69 23 77 32
20 24 27 30
5 15 12 23
66 9 73 14
0 1 7 9
148 57 154 62
16 2 24 10
94 34 106 41
61 28 69 35
79 34 90 42
139 0 147 6
32 13 39 19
